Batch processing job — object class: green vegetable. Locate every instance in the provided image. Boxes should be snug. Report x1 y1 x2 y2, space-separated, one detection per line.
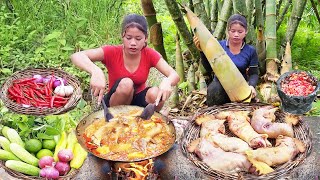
70 143 88 169
5 160 40 176
0 149 21 161
10 143 39 167
66 130 78 151
1 126 10 139
53 131 67 162
7 128 25 148
0 136 12 152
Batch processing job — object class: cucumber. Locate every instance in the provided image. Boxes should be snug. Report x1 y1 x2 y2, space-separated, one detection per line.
1 126 10 139
5 160 40 176
7 128 25 148
0 136 12 152
0 149 20 161
9 143 39 167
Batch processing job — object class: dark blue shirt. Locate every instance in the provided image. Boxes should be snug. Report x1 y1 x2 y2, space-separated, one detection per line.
219 40 259 80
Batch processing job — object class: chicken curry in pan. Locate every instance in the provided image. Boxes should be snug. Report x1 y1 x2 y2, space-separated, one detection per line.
83 110 175 161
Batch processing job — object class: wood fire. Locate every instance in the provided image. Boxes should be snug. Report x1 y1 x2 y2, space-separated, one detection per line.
114 159 154 180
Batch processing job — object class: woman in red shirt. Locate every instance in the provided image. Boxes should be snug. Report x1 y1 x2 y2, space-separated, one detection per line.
71 14 180 111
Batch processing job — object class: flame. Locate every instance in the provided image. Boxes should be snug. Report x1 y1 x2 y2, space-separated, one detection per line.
115 159 154 180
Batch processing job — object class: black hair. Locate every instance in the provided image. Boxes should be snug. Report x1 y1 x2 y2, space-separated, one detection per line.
227 14 247 31
121 14 148 37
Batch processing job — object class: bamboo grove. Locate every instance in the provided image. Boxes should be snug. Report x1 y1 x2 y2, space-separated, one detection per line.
142 0 318 107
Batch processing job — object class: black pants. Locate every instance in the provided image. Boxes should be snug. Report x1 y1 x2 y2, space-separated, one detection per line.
104 78 150 107
206 77 231 106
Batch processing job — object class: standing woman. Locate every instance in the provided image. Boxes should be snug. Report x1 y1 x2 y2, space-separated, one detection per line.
71 14 180 111
194 14 259 106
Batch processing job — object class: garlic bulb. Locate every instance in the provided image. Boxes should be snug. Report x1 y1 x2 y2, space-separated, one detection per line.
54 85 74 97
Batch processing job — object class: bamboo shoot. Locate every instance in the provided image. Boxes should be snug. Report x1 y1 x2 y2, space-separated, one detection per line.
183 6 252 102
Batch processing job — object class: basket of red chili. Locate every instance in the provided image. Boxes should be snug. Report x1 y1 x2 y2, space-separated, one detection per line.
277 70 319 114
0 68 82 115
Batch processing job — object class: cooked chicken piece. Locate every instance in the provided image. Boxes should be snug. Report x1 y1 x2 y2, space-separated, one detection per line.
227 112 271 148
251 106 294 138
92 120 118 145
194 138 253 174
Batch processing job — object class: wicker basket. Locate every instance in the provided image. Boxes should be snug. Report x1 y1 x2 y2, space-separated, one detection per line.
181 102 312 180
0 68 82 115
0 160 79 179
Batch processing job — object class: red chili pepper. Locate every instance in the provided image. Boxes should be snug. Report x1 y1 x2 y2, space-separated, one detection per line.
13 77 36 84
50 96 55 108
8 88 24 99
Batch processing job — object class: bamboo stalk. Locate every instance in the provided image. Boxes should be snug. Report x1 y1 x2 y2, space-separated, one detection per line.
212 0 233 39
276 0 292 30
210 0 218 30
265 0 280 80
183 6 252 102
141 0 168 61
232 0 247 16
164 0 200 61
193 0 211 31
245 0 256 45
255 0 266 75
279 0 307 60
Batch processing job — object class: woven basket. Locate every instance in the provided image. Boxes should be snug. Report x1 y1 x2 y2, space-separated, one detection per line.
181 102 312 180
0 68 82 115
0 160 79 180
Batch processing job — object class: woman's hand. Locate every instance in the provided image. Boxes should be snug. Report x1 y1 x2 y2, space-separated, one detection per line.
90 67 106 104
193 36 202 51
249 86 257 98
155 78 172 106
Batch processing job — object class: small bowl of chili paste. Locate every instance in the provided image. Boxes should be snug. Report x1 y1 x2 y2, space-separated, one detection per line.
277 70 319 114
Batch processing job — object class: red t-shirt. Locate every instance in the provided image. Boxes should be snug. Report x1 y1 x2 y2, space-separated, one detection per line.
102 45 161 93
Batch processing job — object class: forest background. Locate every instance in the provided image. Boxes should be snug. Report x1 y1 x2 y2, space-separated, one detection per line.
0 0 319 139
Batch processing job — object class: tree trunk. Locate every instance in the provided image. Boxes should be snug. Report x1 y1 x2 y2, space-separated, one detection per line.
276 0 292 30
213 0 233 39
192 0 211 32
279 0 307 59
175 33 185 84
141 0 168 61
164 0 200 61
210 0 218 30
255 0 266 75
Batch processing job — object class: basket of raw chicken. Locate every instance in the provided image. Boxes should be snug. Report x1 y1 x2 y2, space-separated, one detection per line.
181 102 312 179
